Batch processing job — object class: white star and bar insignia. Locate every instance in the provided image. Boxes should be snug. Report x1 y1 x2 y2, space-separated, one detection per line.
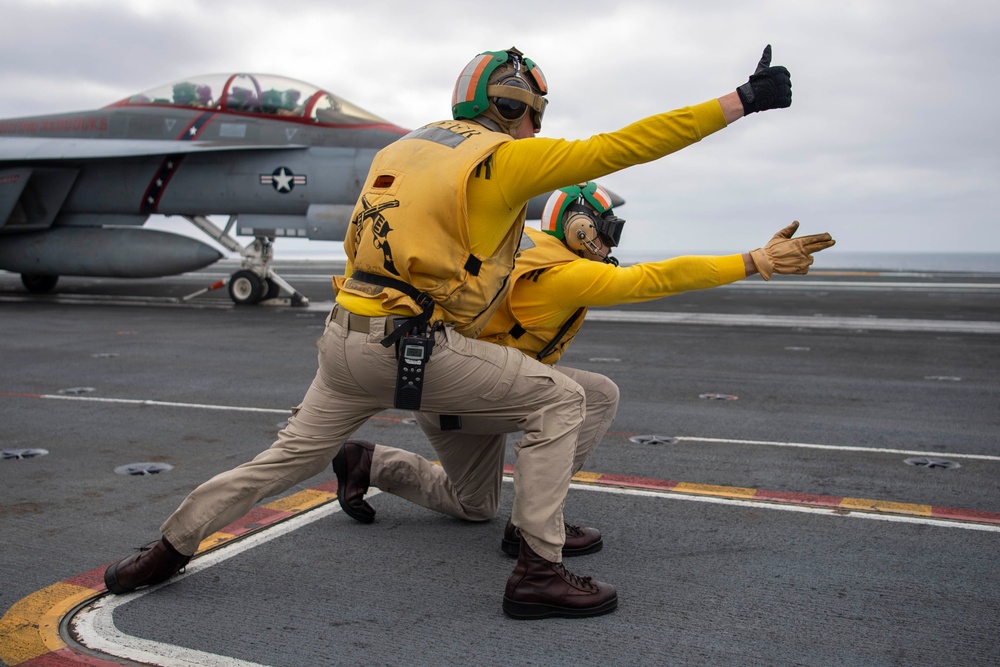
260 167 307 193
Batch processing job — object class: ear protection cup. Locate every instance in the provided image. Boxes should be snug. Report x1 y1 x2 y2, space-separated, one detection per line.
491 76 529 120
563 212 599 253
542 182 624 265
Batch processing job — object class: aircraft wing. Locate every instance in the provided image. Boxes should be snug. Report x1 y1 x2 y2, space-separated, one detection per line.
0 136 307 162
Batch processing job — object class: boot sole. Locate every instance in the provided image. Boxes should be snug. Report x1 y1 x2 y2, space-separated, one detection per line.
500 537 604 558
502 595 618 620
338 499 376 524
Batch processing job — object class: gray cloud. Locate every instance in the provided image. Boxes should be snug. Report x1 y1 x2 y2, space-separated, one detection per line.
2 0 997 258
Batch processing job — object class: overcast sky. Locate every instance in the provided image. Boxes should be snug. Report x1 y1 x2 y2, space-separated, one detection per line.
2 0 998 262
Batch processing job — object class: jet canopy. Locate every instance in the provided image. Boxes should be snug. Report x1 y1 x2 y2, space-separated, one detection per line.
109 73 389 125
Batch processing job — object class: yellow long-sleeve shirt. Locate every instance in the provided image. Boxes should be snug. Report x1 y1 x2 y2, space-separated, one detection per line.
514 244 747 332
339 99 728 317
478 227 746 362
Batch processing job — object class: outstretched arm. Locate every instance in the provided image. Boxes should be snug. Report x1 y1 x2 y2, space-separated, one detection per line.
748 221 836 280
528 253 748 314
498 46 794 203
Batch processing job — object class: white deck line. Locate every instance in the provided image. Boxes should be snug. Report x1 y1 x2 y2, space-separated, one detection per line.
35 393 1000 462
582 309 1000 334
296 302 1000 333
72 495 367 667
70 482 999 667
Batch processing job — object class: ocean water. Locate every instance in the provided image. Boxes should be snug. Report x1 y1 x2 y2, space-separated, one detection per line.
276 246 1000 274
618 251 1000 274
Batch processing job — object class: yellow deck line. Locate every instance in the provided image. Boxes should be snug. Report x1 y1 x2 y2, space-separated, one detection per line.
2 473 991 667
264 488 337 513
840 498 933 516
672 482 758 499
0 582 98 665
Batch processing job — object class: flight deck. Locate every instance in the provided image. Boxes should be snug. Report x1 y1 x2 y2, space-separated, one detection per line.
1 262 998 666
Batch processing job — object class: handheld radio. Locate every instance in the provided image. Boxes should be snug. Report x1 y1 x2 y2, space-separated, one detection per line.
394 333 434 410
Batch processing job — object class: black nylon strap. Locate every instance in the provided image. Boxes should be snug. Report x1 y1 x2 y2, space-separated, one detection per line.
535 307 584 361
350 270 435 347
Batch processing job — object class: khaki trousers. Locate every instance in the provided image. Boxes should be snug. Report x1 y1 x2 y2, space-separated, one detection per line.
371 366 619 523
161 311 586 562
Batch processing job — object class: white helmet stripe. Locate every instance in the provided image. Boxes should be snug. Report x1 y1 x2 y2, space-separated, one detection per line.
542 190 569 234
453 54 493 107
592 185 613 211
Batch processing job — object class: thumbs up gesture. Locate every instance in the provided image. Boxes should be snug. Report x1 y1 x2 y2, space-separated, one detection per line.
736 44 792 115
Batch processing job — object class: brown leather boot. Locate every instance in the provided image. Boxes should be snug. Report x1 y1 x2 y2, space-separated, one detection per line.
501 519 603 557
503 538 618 619
332 439 376 523
104 537 191 594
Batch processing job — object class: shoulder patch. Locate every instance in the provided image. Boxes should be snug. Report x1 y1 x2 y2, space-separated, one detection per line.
405 121 484 149
404 125 467 148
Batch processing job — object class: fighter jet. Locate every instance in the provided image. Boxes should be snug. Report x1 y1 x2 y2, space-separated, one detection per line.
0 72 622 306
0 73 415 305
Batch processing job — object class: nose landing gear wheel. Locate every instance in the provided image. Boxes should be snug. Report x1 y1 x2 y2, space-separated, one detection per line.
229 270 264 305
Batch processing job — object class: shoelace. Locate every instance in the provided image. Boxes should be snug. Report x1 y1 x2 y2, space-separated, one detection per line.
554 562 598 591
565 523 585 537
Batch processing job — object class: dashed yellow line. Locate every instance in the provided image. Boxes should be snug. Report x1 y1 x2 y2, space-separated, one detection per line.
840 498 933 516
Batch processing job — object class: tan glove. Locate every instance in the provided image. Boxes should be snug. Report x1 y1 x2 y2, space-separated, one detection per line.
749 221 835 280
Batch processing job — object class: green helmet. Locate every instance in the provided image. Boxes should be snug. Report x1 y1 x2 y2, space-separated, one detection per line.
541 182 625 264
452 47 548 132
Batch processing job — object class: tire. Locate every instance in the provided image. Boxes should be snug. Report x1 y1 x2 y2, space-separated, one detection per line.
228 270 264 305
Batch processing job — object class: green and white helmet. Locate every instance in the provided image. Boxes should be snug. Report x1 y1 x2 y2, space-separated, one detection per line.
541 182 626 265
452 47 548 134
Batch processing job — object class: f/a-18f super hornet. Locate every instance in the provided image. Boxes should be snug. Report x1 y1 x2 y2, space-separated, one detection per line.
0 73 413 305
0 72 624 306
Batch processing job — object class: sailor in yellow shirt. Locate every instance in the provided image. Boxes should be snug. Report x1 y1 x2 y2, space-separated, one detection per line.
334 181 835 561
105 45 798 621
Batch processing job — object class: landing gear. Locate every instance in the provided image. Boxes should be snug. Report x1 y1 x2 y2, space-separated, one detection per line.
265 278 281 301
228 271 291 305
21 273 59 293
228 270 264 305
181 214 309 307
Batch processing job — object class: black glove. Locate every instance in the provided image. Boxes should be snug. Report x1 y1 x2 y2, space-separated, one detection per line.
736 44 792 115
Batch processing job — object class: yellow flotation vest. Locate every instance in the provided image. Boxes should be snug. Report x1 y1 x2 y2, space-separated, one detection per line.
334 120 523 338
479 227 588 364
